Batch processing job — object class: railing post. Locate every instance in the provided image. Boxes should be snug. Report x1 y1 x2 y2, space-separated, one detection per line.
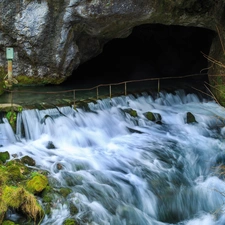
158 79 160 92
109 85 111 98
124 82 127 95
73 90 76 108
97 87 99 99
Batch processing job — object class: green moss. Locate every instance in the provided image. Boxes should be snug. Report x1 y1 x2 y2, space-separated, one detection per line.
0 165 8 185
69 202 79 216
42 193 53 203
2 186 44 222
16 75 65 86
5 160 30 177
40 185 54 215
0 158 49 224
2 220 19 225
59 187 72 198
26 173 48 194
63 218 78 225
0 151 10 163
129 109 137 117
17 106 23 112
0 66 6 96
6 111 17 132
145 112 156 121
7 165 23 181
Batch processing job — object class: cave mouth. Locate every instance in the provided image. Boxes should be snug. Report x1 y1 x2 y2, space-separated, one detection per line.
66 24 216 89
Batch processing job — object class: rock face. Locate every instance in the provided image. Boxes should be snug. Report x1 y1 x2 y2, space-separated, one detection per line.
0 0 225 91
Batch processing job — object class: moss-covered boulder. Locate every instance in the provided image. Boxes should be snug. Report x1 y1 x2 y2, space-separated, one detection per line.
0 157 49 224
123 109 138 117
6 164 23 181
63 218 78 225
145 112 156 121
21 155 36 166
26 173 48 194
1 186 44 223
144 112 162 124
0 151 10 163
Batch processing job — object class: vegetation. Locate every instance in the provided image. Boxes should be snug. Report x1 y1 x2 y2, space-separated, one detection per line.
63 218 78 225
0 66 5 95
202 26 225 106
16 75 65 86
6 111 17 132
0 152 48 224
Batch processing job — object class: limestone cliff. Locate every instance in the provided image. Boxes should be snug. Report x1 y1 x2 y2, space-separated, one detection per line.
0 0 225 102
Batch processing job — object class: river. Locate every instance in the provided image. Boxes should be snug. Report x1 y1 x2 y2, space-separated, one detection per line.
1 88 225 225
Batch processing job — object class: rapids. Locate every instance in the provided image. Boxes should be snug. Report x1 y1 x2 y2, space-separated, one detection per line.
1 89 225 225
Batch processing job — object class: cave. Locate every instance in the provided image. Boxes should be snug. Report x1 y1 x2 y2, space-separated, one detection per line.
66 24 216 89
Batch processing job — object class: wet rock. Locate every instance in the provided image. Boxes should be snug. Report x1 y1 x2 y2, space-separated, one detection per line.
144 111 162 124
57 163 63 170
186 112 197 124
46 141 56 149
21 155 36 166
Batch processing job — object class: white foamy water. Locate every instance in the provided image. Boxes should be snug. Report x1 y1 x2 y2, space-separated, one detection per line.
1 89 225 225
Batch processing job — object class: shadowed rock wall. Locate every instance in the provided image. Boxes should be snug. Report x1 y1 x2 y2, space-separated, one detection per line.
0 0 224 90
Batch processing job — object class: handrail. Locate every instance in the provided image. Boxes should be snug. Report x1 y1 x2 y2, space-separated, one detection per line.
3 73 207 94
1 72 208 109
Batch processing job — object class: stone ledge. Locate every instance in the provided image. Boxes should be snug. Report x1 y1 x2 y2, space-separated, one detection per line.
0 104 23 112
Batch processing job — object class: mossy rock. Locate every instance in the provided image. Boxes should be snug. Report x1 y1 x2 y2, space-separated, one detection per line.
145 112 156 121
21 155 36 166
7 165 23 181
1 186 44 223
124 109 138 117
59 187 72 198
5 111 17 132
144 112 162 124
69 202 79 216
0 104 23 113
0 158 49 224
63 218 78 225
5 159 32 178
26 173 48 194
186 112 197 124
5 160 31 177
0 151 10 163
2 220 19 225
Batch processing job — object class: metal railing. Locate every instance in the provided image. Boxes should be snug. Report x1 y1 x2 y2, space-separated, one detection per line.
1 73 209 109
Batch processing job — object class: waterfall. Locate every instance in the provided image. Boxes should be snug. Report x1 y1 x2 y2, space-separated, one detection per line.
2 89 225 225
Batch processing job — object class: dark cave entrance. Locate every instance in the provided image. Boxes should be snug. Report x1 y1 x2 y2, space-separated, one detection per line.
67 24 216 89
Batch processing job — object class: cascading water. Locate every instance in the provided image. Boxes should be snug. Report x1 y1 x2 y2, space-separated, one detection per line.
1 89 225 225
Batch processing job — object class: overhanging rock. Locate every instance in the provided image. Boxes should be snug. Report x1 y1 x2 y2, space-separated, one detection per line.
0 0 224 93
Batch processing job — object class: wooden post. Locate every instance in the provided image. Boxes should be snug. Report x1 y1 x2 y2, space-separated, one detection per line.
97 87 99 99
73 90 76 108
109 85 111 98
158 79 160 92
6 47 14 87
8 60 13 81
124 82 127 95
